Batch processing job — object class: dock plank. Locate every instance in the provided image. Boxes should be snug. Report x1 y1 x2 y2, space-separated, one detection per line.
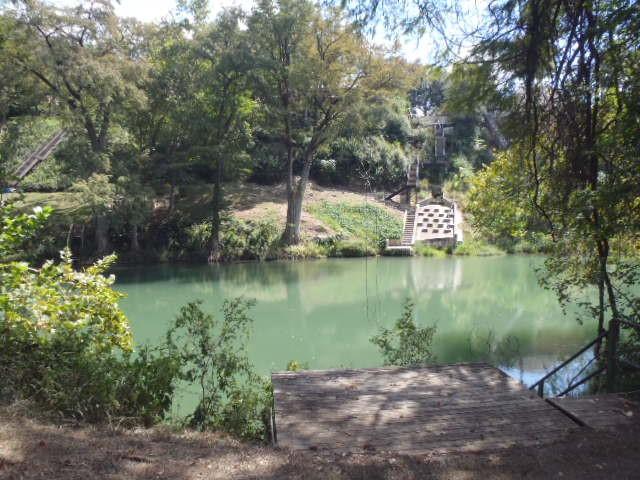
272 364 576 454
548 394 639 430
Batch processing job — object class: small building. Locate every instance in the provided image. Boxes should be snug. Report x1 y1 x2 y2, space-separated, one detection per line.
413 198 457 248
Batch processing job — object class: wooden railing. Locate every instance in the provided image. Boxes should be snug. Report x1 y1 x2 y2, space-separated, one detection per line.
12 130 66 184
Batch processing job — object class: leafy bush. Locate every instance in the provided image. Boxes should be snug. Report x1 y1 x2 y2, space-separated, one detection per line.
245 220 280 260
166 300 271 440
413 243 447 258
319 135 409 189
371 299 436 367
0 204 52 260
175 217 279 261
286 360 309 371
2 204 275 436
454 238 505 256
282 242 328 260
509 233 554 254
333 239 376 257
0 203 180 425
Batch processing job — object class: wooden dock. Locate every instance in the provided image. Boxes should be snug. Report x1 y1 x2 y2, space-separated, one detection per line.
272 363 579 454
548 394 638 431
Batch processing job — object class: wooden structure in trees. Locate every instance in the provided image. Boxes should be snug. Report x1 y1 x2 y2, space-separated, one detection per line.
10 130 67 186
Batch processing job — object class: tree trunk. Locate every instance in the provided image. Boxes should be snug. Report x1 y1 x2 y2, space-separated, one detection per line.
130 223 140 253
282 151 313 246
598 239 621 392
169 183 176 214
594 274 606 358
95 214 110 256
208 157 224 263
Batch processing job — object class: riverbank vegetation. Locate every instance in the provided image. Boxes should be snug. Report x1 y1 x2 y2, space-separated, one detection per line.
0 203 272 438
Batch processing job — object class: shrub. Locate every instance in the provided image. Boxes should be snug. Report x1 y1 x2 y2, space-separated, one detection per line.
282 242 328 260
371 299 436 367
0 203 180 425
166 300 271 440
333 239 376 257
176 217 279 261
453 238 505 256
245 220 279 260
413 244 447 258
286 360 309 371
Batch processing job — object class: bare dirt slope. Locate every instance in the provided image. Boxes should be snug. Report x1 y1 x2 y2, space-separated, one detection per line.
2 409 640 480
181 181 400 240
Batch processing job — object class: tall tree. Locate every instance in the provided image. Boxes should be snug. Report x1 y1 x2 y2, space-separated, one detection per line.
249 0 403 245
141 10 254 262
5 0 146 156
473 0 640 389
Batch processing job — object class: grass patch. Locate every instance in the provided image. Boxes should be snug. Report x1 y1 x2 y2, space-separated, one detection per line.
308 201 402 251
9 192 83 216
332 239 376 257
281 242 328 260
453 238 505 256
413 244 448 258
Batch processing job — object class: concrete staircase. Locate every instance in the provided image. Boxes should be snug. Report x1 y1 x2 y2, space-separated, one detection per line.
402 208 416 245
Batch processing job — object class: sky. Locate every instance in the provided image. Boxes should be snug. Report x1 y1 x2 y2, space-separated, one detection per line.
49 0 486 63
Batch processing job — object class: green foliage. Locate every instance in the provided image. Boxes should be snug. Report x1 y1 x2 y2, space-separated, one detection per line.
166 300 271 439
413 243 447 258
319 135 409 188
0 204 51 259
308 201 402 252
466 151 531 245
72 174 117 216
285 360 308 372
333 239 376 257
282 242 328 260
454 238 505 257
175 217 279 262
371 299 436 367
0 204 180 424
447 155 474 193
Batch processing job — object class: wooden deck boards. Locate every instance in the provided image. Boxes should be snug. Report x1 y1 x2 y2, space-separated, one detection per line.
548 394 639 431
272 363 578 454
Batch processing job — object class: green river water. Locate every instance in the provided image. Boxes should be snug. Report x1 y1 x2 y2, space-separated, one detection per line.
115 255 596 390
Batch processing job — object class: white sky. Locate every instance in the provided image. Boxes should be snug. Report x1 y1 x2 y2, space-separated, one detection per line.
49 0 485 63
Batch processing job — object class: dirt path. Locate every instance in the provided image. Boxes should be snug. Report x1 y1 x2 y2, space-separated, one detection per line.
1 410 640 479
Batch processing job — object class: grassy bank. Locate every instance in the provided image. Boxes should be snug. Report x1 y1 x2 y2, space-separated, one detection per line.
8 181 549 263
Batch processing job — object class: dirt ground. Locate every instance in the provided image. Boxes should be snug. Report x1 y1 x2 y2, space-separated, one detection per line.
224 181 400 239
2 408 640 480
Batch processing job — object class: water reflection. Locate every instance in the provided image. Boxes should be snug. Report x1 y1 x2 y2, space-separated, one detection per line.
115 256 597 388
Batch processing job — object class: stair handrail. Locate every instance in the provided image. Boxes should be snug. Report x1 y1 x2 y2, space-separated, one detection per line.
529 330 608 397
12 129 67 182
530 317 640 398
